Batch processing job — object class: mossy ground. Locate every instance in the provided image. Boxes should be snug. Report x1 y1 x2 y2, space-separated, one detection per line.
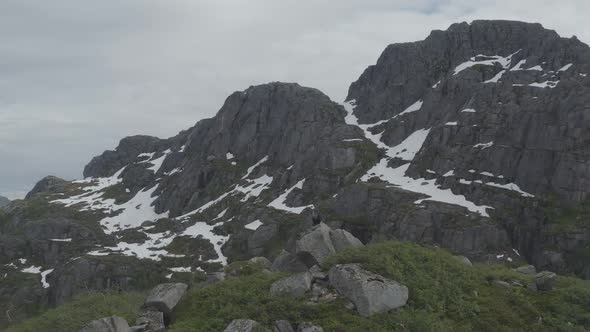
5 291 144 332
541 196 590 234
170 241 590 332
7 241 590 332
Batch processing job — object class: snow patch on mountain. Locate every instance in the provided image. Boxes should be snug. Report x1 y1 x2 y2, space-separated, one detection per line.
268 179 313 214
344 100 492 217
453 50 520 75
99 185 169 234
245 220 263 230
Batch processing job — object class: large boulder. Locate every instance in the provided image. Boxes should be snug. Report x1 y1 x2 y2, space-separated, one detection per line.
452 255 472 267
273 320 294 332
295 223 336 266
270 272 312 298
78 316 130 332
297 322 323 332
248 223 278 255
535 271 557 291
144 283 188 321
249 256 272 269
132 308 165 332
329 229 364 251
328 264 408 317
271 250 309 273
514 265 536 275
223 319 261 332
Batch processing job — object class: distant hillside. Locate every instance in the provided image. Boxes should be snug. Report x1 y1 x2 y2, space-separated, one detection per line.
0 195 10 209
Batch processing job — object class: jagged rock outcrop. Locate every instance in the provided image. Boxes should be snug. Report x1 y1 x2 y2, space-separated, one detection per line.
25 176 67 199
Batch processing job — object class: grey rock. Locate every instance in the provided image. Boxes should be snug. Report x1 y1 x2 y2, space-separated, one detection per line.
49 256 163 306
144 283 188 319
309 265 328 281
325 184 511 255
271 250 309 273
79 316 130 332
84 135 160 178
26 176 67 199
537 251 566 272
329 229 364 251
344 301 356 310
132 309 165 332
195 271 226 289
297 322 323 332
492 280 511 289
535 271 557 291
453 255 473 267
328 264 408 317
513 265 536 275
273 320 294 332
223 319 261 332
311 283 329 298
270 272 312 298
248 223 278 254
249 256 272 269
295 223 336 266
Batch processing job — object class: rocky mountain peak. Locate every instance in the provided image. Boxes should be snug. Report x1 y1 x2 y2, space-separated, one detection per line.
181 81 351 166
25 175 68 199
348 20 589 123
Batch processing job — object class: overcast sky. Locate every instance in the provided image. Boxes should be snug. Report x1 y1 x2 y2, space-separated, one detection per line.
1 0 588 199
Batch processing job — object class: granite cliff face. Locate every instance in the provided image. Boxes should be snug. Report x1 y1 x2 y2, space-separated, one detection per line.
345 20 590 274
1 20 589 327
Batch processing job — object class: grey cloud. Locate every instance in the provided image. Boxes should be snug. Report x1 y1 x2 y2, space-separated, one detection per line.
1 0 588 197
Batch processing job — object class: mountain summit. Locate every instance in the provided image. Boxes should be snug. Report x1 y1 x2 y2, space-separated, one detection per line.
2 20 590 330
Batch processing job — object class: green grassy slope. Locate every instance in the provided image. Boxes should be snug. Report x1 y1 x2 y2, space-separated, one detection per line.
6 241 590 332
5 291 144 332
170 242 590 332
